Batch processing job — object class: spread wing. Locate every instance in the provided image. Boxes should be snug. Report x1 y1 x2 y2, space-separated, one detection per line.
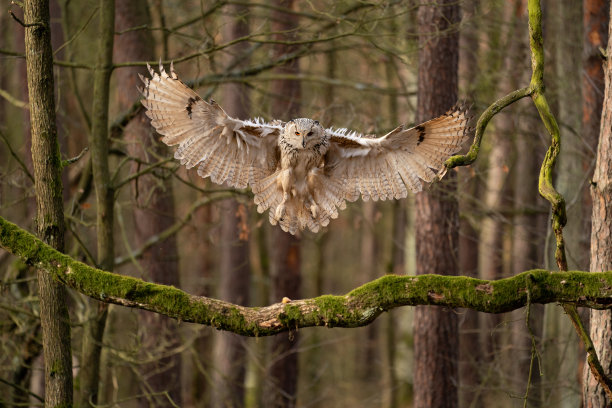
325 105 471 202
139 63 282 188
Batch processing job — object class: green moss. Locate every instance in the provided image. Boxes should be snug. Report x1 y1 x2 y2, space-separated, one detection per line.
278 304 303 327
5 215 612 338
222 307 248 333
50 358 63 378
314 295 352 327
348 275 404 304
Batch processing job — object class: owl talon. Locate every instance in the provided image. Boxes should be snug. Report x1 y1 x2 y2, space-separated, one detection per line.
275 203 286 221
310 203 319 219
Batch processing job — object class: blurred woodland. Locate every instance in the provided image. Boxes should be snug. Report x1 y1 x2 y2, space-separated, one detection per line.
0 0 611 407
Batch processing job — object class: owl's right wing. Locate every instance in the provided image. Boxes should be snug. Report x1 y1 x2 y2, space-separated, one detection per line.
140 63 282 188
325 105 471 202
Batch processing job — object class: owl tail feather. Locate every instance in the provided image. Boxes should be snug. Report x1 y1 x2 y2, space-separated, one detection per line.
253 171 347 235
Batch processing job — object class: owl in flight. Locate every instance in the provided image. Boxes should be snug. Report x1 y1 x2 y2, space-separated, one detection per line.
140 63 471 235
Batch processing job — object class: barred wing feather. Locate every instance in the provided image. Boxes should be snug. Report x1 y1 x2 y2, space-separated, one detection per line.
325 105 471 202
139 63 282 189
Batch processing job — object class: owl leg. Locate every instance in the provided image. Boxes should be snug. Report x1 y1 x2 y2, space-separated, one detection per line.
307 196 319 219
275 192 289 221
306 170 320 219
275 169 293 221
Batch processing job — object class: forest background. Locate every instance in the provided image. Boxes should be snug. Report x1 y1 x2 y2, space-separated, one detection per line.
0 0 611 407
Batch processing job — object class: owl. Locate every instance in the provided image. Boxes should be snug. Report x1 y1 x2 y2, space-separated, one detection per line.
140 63 471 235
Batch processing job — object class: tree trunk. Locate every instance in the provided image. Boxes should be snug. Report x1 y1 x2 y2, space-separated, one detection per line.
24 0 73 405
265 2 302 407
78 0 114 405
386 46 402 408
211 199 250 406
182 202 215 407
357 200 379 382
267 232 301 408
211 6 252 407
114 0 182 404
584 3 612 406
457 2 481 406
582 0 610 266
413 2 460 408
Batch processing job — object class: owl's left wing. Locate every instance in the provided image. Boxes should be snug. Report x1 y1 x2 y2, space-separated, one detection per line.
325 105 471 202
140 63 282 189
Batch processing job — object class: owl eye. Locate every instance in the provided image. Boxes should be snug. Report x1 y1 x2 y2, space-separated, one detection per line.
307 131 313 136
295 131 300 136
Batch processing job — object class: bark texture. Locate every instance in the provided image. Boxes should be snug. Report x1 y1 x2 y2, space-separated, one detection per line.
584 3 612 406
413 2 460 408
24 0 73 405
583 0 609 148
114 0 182 404
78 0 114 405
211 6 252 407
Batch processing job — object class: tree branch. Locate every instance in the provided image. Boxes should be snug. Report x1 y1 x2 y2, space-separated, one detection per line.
527 0 612 398
444 86 532 169
2 215 612 337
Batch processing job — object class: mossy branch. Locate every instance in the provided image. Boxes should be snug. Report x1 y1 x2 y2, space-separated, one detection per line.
444 86 532 169
526 0 612 398
445 0 612 398
3 215 612 337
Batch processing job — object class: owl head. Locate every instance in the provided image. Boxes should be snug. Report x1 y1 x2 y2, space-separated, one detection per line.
283 118 326 149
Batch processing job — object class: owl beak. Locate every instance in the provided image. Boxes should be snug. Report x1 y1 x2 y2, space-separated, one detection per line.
302 137 306 148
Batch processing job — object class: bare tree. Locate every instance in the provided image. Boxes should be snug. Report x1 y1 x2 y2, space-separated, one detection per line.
581 0 610 263
413 1 460 407
584 2 611 406
24 0 72 405
78 0 114 405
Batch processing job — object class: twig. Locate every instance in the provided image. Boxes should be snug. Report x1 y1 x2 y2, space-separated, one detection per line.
54 7 98 57
9 9 45 29
445 86 532 169
62 147 89 168
0 377 44 403
113 192 235 267
522 276 543 408
64 217 97 267
0 88 28 109
112 158 174 191
0 129 34 183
